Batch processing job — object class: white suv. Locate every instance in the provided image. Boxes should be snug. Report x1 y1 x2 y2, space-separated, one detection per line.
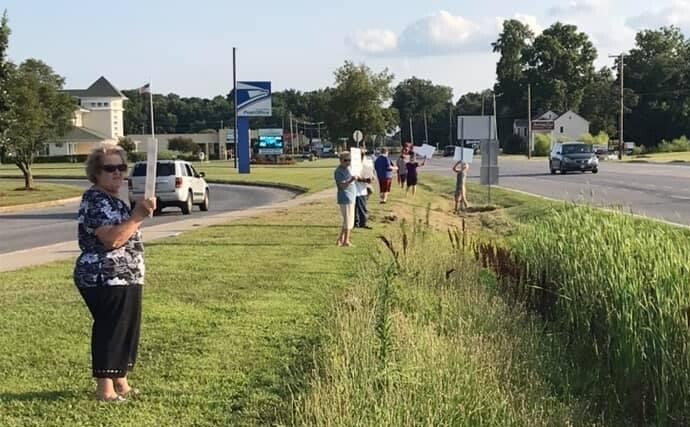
128 160 210 215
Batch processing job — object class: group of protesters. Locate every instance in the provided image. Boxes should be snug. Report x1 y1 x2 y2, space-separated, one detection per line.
334 143 470 248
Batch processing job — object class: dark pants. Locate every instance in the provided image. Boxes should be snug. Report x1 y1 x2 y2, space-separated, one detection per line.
355 195 368 227
79 285 142 378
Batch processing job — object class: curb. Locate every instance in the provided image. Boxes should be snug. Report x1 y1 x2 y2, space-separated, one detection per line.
0 196 83 214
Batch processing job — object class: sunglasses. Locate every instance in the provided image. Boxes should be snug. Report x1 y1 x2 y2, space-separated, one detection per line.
102 164 128 173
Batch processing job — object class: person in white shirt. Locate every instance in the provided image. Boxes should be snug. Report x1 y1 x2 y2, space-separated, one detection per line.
354 150 374 229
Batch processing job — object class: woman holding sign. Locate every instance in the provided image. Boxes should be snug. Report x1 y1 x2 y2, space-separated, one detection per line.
405 153 425 197
74 144 156 402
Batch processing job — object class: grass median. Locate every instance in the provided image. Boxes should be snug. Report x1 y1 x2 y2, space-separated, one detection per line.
0 180 82 208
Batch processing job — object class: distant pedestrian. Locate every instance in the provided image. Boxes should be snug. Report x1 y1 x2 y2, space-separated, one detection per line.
334 152 357 247
453 160 470 213
405 154 425 197
354 151 373 229
374 148 396 203
396 154 408 189
74 144 156 402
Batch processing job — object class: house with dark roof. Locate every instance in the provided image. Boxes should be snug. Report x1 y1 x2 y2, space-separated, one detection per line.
513 110 590 143
46 77 127 156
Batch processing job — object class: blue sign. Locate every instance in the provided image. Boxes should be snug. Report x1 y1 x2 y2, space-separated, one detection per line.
258 135 283 155
237 81 272 117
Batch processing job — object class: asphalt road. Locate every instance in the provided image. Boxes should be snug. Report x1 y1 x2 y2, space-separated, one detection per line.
0 180 298 254
424 157 690 226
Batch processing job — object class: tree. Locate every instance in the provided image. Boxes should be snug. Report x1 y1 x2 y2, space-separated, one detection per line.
327 61 397 144
624 27 690 147
492 20 534 114
118 136 136 153
392 77 453 144
456 90 494 115
524 23 597 112
4 59 74 189
168 136 199 153
0 10 12 162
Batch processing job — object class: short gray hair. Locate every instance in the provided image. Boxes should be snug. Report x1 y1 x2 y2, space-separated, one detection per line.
85 143 127 184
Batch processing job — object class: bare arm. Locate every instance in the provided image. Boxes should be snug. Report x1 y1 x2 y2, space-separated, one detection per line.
337 176 357 190
453 161 462 173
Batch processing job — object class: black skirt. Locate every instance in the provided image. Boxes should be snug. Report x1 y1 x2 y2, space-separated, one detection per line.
79 285 142 378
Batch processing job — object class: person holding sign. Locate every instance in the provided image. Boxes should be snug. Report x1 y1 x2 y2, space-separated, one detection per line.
74 144 156 402
405 153 425 197
374 148 396 204
334 152 358 247
453 160 470 213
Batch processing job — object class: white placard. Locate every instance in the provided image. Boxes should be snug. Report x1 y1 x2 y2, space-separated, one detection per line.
414 144 435 159
144 137 158 199
453 147 474 164
362 155 375 179
350 147 363 177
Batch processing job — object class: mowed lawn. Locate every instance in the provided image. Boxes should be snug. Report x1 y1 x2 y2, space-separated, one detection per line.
0 197 375 427
629 151 690 163
0 159 338 193
0 180 82 208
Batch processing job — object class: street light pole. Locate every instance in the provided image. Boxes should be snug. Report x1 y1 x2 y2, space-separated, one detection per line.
610 53 626 160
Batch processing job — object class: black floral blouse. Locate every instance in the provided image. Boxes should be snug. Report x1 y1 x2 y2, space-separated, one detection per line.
73 187 144 288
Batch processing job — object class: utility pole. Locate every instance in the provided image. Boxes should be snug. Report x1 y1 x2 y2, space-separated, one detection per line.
409 116 414 145
527 84 532 159
423 111 429 145
481 94 485 116
610 53 626 160
289 112 294 156
317 122 321 140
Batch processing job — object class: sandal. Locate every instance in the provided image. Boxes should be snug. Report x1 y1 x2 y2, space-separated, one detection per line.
98 394 127 403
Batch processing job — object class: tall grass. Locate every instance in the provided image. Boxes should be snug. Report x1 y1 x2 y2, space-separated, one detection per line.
291 218 599 426
495 204 690 424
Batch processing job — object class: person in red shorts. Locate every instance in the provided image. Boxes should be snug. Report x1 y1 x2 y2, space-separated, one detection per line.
374 148 396 203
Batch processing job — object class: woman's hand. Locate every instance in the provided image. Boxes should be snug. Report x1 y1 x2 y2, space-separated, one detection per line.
132 198 157 220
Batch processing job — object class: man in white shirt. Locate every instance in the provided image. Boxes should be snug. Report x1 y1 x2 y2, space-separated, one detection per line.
354 151 375 229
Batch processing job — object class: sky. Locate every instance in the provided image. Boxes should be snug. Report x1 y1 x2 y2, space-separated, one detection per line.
4 0 690 100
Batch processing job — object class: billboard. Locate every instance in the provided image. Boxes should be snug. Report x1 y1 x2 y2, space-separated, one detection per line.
237 81 272 117
258 134 283 155
532 120 555 131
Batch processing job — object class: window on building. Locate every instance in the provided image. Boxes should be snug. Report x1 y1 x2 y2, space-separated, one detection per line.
560 126 564 133
104 102 109 107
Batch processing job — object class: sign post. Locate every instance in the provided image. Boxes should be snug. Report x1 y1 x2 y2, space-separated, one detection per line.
352 130 363 146
236 81 272 174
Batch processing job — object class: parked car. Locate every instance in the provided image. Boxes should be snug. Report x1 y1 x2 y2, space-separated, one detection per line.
128 160 209 215
549 142 599 174
443 146 456 157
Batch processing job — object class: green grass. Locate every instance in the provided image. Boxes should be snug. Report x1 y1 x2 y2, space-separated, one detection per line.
0 199 375 426
0 159 339 193
628 151 690 163
0 176 616 426
0 180 82 208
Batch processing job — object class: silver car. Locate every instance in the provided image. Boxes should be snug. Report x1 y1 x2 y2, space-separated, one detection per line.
128 160 209 215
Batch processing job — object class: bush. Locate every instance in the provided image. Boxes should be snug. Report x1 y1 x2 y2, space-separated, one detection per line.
657 136 690 153
118 136 136 153
168 137 200 154
533 134 551 156
157 150 180 160
581 131 609 147
631 145 646 156
503 134 527 154
127 152 147 162
34 155 88 164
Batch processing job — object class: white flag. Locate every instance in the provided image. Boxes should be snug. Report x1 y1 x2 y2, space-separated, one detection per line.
138 83 151 94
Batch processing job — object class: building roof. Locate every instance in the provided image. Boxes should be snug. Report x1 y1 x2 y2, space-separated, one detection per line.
64 76 127 99
57 127 111 142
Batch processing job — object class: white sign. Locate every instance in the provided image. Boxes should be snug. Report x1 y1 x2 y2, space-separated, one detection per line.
362 155 374 179
453 147 474 164
350 147 363 176
414 144 435 159
144 137 158 199
237 81 272 117
352 130 363 143
458 116 496 140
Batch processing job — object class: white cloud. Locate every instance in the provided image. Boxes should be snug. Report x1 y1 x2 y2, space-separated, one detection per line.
548 0 608 16
346 29 398 55
495 13 543 35
347 10 486 57
627 1 690 31
398 10 482 55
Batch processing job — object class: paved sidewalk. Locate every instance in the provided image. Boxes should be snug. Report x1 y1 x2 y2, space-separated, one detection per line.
0 189 333 273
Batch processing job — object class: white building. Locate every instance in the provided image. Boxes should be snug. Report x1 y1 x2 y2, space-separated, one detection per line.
513 110 590 143
46 77 127 156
